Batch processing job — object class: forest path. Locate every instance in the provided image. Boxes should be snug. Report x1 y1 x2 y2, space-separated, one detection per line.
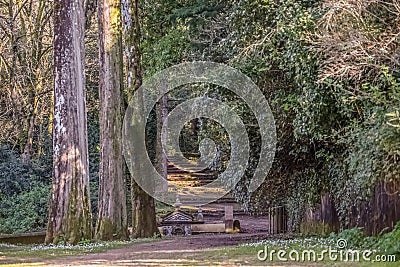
39 233 269 266
0 216 316 267
1 216 328 266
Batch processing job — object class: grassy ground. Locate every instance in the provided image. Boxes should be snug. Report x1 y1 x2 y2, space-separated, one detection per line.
0 236 398 266
203 238 399 267
0 237 159 262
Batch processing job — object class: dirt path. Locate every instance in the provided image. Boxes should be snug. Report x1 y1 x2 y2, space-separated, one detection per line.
3 233 272 267
69 233 270 266
1 215 275 267
0 214 331 267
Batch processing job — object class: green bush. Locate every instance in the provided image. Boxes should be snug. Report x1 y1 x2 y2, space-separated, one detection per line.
335 227 366 248
0 185 50 234
331 223 400 257
375 221 400 257
0 145 51 234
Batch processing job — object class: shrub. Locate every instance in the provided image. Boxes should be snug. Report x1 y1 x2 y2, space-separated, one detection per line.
0 145 51 234
336 227 365 248
375 221 400 257
0 185 50 234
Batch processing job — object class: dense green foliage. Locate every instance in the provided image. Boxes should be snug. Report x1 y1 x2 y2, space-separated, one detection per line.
140 0 400 233
0 146 50 233
330 222 400 257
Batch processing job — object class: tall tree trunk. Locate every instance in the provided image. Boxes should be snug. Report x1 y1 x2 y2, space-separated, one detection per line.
96 0 128 241
45 0 92 245
156 94 168 192
121 0 158 238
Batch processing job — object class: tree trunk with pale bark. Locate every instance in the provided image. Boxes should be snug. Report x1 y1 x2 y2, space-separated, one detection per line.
45 0 92 245
95 0 128 241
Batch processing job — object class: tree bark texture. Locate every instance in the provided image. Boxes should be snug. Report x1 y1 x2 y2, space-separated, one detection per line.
96 0 128 240
45 0 92 245
121 0 158 238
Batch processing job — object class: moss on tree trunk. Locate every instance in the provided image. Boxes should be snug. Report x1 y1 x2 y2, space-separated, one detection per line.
95 0 128 241
45 0 92 245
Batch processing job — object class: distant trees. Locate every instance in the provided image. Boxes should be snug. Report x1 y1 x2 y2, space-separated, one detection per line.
45 0 92 244
0 0 53 161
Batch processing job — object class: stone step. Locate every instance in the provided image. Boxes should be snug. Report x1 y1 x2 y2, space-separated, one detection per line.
165 153 239 207
168 170 212 176
168 182 215 188
168 181 216 187
168 175 216 181
177 193 237 203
